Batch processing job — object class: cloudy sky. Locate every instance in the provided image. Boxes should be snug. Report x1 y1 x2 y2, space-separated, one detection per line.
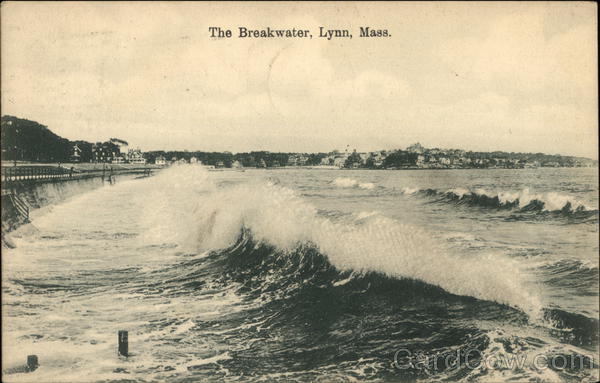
1 2 597 158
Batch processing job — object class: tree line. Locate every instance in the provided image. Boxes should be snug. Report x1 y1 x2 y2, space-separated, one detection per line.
144 151 329 167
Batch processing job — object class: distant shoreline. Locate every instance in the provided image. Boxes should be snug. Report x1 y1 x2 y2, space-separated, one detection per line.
2 162 596 172
217 165 597 171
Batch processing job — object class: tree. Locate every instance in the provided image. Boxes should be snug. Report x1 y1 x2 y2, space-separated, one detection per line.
383 150 417 168
344 150 362 168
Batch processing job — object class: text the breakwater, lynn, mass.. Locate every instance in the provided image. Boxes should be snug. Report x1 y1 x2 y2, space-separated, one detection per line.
208 26 391 40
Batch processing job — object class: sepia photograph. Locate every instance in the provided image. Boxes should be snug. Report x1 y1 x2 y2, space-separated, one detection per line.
1 2 598 382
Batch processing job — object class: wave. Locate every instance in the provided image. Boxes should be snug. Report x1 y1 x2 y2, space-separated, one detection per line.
333 177 376 190
543 308 599 348
401 186 598 217
140 167 543 319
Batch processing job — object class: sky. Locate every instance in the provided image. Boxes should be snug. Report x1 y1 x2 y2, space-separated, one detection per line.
1 2 597 158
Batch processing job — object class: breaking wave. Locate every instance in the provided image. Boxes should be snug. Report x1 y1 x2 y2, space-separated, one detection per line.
142 167 543 319
333 177 376 190
401 186 598 218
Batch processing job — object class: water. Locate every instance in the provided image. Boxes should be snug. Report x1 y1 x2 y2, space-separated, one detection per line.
2 166 598 382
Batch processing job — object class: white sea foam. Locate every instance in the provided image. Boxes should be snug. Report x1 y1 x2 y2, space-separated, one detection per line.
333 177 358 188
446 187 471 198
497 188 588 211
401 187 419 195
354 211 380 220
333 177 375 190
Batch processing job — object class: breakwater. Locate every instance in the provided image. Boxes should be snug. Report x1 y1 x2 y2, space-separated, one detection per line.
1 164 154 187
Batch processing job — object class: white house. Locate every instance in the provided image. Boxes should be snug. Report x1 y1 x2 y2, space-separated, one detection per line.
333 156 347 168
71 144 82 162
128 148 146 164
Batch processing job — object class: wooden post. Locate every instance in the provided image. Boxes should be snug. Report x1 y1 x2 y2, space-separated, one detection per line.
118 330 128 357
27 355 38 371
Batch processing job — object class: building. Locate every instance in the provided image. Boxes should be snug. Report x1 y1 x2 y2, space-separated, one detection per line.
407 143 425 154
91 138 129 163
155 156 166 166
288 154 309 166
190 157 199 164
320 156 334 166
110 138 129 159
128 149 146 164
232 160 242 168
288 154 299 166
333 156 347 168
70 144 82 162
92 142 116 163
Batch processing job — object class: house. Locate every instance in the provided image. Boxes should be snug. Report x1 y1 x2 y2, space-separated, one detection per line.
71 144 82 162
128 149 146 164
297 155 309 166
320 156 334 166
110 138 129 160
155 156 166 166
190 157 199 164
92 142 116 163
288 154 309 166
333 156 347 168
232 160 242 168
407 143 425 154
288 155 299 166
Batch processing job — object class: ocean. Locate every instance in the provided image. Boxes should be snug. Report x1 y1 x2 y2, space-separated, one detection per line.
2 165 599 382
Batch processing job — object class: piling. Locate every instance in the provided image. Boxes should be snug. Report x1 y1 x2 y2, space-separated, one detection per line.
27 355 39 371
118 330 128 357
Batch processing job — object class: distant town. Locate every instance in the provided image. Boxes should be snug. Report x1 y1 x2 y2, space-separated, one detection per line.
1 115 597 169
